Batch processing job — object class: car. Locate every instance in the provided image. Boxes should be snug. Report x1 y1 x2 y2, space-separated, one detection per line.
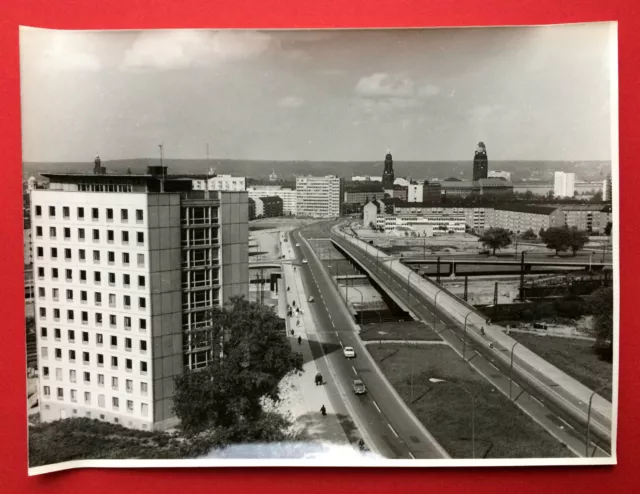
295 243 300 247
343 346 356 359
302 259 308 264
353 379 366 395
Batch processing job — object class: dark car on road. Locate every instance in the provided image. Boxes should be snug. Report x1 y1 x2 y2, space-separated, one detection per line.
353 379 366 395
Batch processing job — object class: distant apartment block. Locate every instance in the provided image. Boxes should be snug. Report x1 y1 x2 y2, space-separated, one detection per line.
192 174 246 192
251 196 283 218
296 175 343 218
246 185 296 215
488 170 512 181
603 175 613 202
32 167 248 431
553 171 576 197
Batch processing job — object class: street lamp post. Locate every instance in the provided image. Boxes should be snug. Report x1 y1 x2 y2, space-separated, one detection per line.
462 310 474 361
433 289 444 331
351 286 365 324
429 378 476 459
509 342 520 400
585 384 609 457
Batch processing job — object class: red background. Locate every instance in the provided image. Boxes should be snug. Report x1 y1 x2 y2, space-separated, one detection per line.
0 0 636 492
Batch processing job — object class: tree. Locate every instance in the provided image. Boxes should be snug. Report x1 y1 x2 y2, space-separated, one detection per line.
604 221 612 236
538 228 546 238
521 228 537 240
589 191 603 203
540 226 573 255
173 296 303 434
568 227 589 256
587 287 613 361
477 227 512 255
369 221 376 231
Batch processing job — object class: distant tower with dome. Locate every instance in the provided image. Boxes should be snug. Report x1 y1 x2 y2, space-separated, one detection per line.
381 149 395 192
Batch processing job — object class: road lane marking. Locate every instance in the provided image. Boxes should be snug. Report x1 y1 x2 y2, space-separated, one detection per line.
408 452 416 459
373 401 381 413
334 331 339 337
387 424 399 438
339 340 343 347
351 365 357 374
531 396 544 406
489 362 499 371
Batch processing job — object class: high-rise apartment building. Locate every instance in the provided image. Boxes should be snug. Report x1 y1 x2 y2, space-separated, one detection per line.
246 185 297 215
295 175 343 218
31 167 248 431
602 175 613 202
553 171 576 197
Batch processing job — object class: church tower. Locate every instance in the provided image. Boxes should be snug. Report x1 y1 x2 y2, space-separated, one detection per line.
382 149 395 190
472 142 488 181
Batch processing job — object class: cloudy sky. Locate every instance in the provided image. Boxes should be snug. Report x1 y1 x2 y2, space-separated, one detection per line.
20 24 615 162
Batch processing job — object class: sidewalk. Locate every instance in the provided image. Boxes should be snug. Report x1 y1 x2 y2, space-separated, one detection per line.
271 233 351 446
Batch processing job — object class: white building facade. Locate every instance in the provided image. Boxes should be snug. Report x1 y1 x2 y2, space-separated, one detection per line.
488 170 512 181
553 171 576 197
407 182 424 203
192 175 246 192
246 186 297 215
296 176 343 218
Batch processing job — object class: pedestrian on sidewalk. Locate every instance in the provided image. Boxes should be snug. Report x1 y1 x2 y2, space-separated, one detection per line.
291 329 294 336
296 319 300 327
298 335 302 345
320 405 327 416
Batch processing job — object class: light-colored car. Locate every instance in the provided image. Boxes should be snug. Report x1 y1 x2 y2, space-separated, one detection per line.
343 346 356 359
295 243 300 247
353 379 366 395
302 259 308 264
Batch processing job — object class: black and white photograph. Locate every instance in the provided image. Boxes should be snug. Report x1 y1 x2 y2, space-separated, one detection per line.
20 24 618 474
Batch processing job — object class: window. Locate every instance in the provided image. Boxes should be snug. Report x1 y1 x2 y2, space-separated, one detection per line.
51 268 58 280
84 392 91 404
93 250 100 263
136 232 144 245
71 389 77 402
111 356 118 369
124 295 131 308
80 270 87 282
96 333 103 345
112 376 118 390
97 354 104 367
141 403 149 417
98 374 104 387
109 314 116 327
125 338 132 351
122 231 129 244
40 327 47 339
63 206 70 218
54 328 61 341
139 340 147 353
53 308 60 320
137 253 145 267
140 361 148 375
95 313 103 325
77 207 84 219
127 400 134 412
139 297 146 310
36 247 44 259
93 229 100 241
121 209 128 222
41 347 48 359
67 329 75 342
82 331 89 343
108 251 115 264
92 208 99 220
36 226 43 238
81 311 88 324
49 227 56 239
126 379 133 392
106 208 113 221
64 228 71 240
37 287 45 299
69 369 77 383
113 397 120 410
65 269 72 281
80 290 87 303
95 292 102 306
123 274 130 287
42 366 49 379
107 230 114 242
43 386 50 397
55 368 62 381
126 359 133 371
138 275 146 288
37 267 44 279
139 318 146 332
83 352 90 364
109 293 116 307
55 348 62 360
94 271 101 284
35 205 42 217
79 249 86 261
111 335 117 348
57 388 63 400
122 252 130 265
50 247 58 259
64 248 72 260
124 317 132 331
141 382 148 395
49 206 56 218
78 228 85 241
98 394 105 407
108 272 115 286
69 349 76 362
39 307 46 319
65 289 72 301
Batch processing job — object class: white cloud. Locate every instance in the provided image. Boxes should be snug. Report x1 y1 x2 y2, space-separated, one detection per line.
278 96 305 108
29 31 102 72
354 73 440 99
120 30 272 70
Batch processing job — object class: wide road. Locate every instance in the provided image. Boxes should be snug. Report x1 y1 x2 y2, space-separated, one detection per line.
289 227 449 460
331 228 612 458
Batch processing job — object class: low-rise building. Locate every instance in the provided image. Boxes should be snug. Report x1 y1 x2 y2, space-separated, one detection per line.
554 204 612 233
478 178 514 196
487 204 557 233
259 196 284 218
488 170 512 181
441 180 479 198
